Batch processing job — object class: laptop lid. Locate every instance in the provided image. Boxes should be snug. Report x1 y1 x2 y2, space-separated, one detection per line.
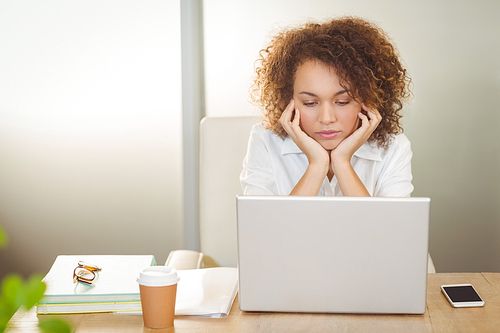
236 196 430 314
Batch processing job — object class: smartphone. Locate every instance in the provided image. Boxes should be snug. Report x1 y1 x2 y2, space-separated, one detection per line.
441 284 484 307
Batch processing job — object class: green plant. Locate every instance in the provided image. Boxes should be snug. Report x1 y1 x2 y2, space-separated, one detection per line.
0 227 6 250
0 225 71 333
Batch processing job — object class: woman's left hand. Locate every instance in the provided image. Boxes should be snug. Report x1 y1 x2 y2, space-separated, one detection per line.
330 104 381 171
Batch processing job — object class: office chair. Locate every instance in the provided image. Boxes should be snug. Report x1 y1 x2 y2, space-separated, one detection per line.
199 116 260 267
168 115 436 273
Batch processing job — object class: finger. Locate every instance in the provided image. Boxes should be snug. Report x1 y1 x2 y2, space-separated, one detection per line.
292 107 300 128
368 109 382 123
280 100 297 137
288 107 306 139
361 106 382 133
358 112 379 135
356 112 371 132
362 103 382 121
280 99 295 125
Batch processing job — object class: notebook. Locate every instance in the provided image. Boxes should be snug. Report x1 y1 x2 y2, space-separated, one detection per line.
236 196 430 314
37 255 156 314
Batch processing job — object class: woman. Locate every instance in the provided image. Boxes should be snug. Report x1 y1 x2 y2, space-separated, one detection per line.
241 17 413 197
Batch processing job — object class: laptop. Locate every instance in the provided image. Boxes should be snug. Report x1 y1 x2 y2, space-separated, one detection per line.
236 196 430 314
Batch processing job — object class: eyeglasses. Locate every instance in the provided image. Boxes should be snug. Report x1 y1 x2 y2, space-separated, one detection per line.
73 261 102 285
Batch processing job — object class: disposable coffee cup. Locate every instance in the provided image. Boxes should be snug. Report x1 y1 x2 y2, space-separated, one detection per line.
137 266 180 329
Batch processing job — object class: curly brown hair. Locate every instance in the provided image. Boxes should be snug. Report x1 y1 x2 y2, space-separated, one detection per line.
251 16 412 148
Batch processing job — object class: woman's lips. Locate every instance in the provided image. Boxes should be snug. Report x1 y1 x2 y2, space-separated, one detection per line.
316 130 340 139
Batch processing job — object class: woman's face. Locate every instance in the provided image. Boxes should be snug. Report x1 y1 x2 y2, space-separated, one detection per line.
292 60 362 150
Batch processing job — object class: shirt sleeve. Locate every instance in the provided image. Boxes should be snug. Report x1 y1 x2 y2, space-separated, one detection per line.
240 126 279 195
374 135 414 198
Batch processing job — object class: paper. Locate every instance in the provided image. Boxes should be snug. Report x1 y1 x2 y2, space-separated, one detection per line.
175 267 238 318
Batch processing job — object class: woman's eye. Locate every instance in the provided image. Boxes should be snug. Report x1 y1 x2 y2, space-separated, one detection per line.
303 101 317 107
337 101 350 106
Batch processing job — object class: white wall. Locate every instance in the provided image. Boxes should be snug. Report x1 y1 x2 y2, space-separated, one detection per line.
0 1 183 277
1 0 499 277
203 0 500 272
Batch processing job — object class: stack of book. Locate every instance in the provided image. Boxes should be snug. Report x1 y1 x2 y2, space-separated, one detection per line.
37 255 156 314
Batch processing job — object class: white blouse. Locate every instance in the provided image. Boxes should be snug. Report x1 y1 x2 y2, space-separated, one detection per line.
240 125 414 197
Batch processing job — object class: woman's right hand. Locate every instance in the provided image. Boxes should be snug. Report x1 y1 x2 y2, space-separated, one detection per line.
279 99 330 172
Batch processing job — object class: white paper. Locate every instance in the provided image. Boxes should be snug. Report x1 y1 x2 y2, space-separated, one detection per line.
175 267 238 318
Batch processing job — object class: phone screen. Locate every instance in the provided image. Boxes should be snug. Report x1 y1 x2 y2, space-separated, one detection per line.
442 285 482 302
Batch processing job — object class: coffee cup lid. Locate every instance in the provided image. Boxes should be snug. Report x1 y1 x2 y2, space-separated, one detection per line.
137 266 180 287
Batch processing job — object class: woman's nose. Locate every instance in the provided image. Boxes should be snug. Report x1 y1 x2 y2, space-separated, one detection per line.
318 104 337 124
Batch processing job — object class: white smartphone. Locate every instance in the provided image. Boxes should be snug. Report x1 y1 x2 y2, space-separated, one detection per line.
441 284 484 307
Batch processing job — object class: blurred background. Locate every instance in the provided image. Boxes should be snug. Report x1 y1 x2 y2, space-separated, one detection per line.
1 0 499 278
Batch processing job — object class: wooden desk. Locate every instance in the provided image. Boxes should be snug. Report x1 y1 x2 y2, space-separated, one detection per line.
7 273 500 332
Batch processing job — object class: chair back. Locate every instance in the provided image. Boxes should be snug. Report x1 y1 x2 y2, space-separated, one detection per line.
199 116 260 267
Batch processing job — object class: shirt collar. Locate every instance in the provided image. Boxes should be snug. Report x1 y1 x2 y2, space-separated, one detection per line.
354 141 383 161
281 136 382 162
282 136 302 155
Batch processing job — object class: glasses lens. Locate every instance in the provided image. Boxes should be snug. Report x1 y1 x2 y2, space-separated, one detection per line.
78 261 101 271
74 267 95 284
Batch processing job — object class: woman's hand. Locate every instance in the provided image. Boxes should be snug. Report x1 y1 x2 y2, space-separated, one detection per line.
280 99 330 195
279 99 330 169
330 104 381 172
327 103 379 197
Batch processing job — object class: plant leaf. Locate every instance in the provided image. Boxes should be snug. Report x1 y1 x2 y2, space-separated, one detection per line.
0 316 10 333
0 275 25 314
24 274 46 310
38 318 72 333
0 225 7 248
